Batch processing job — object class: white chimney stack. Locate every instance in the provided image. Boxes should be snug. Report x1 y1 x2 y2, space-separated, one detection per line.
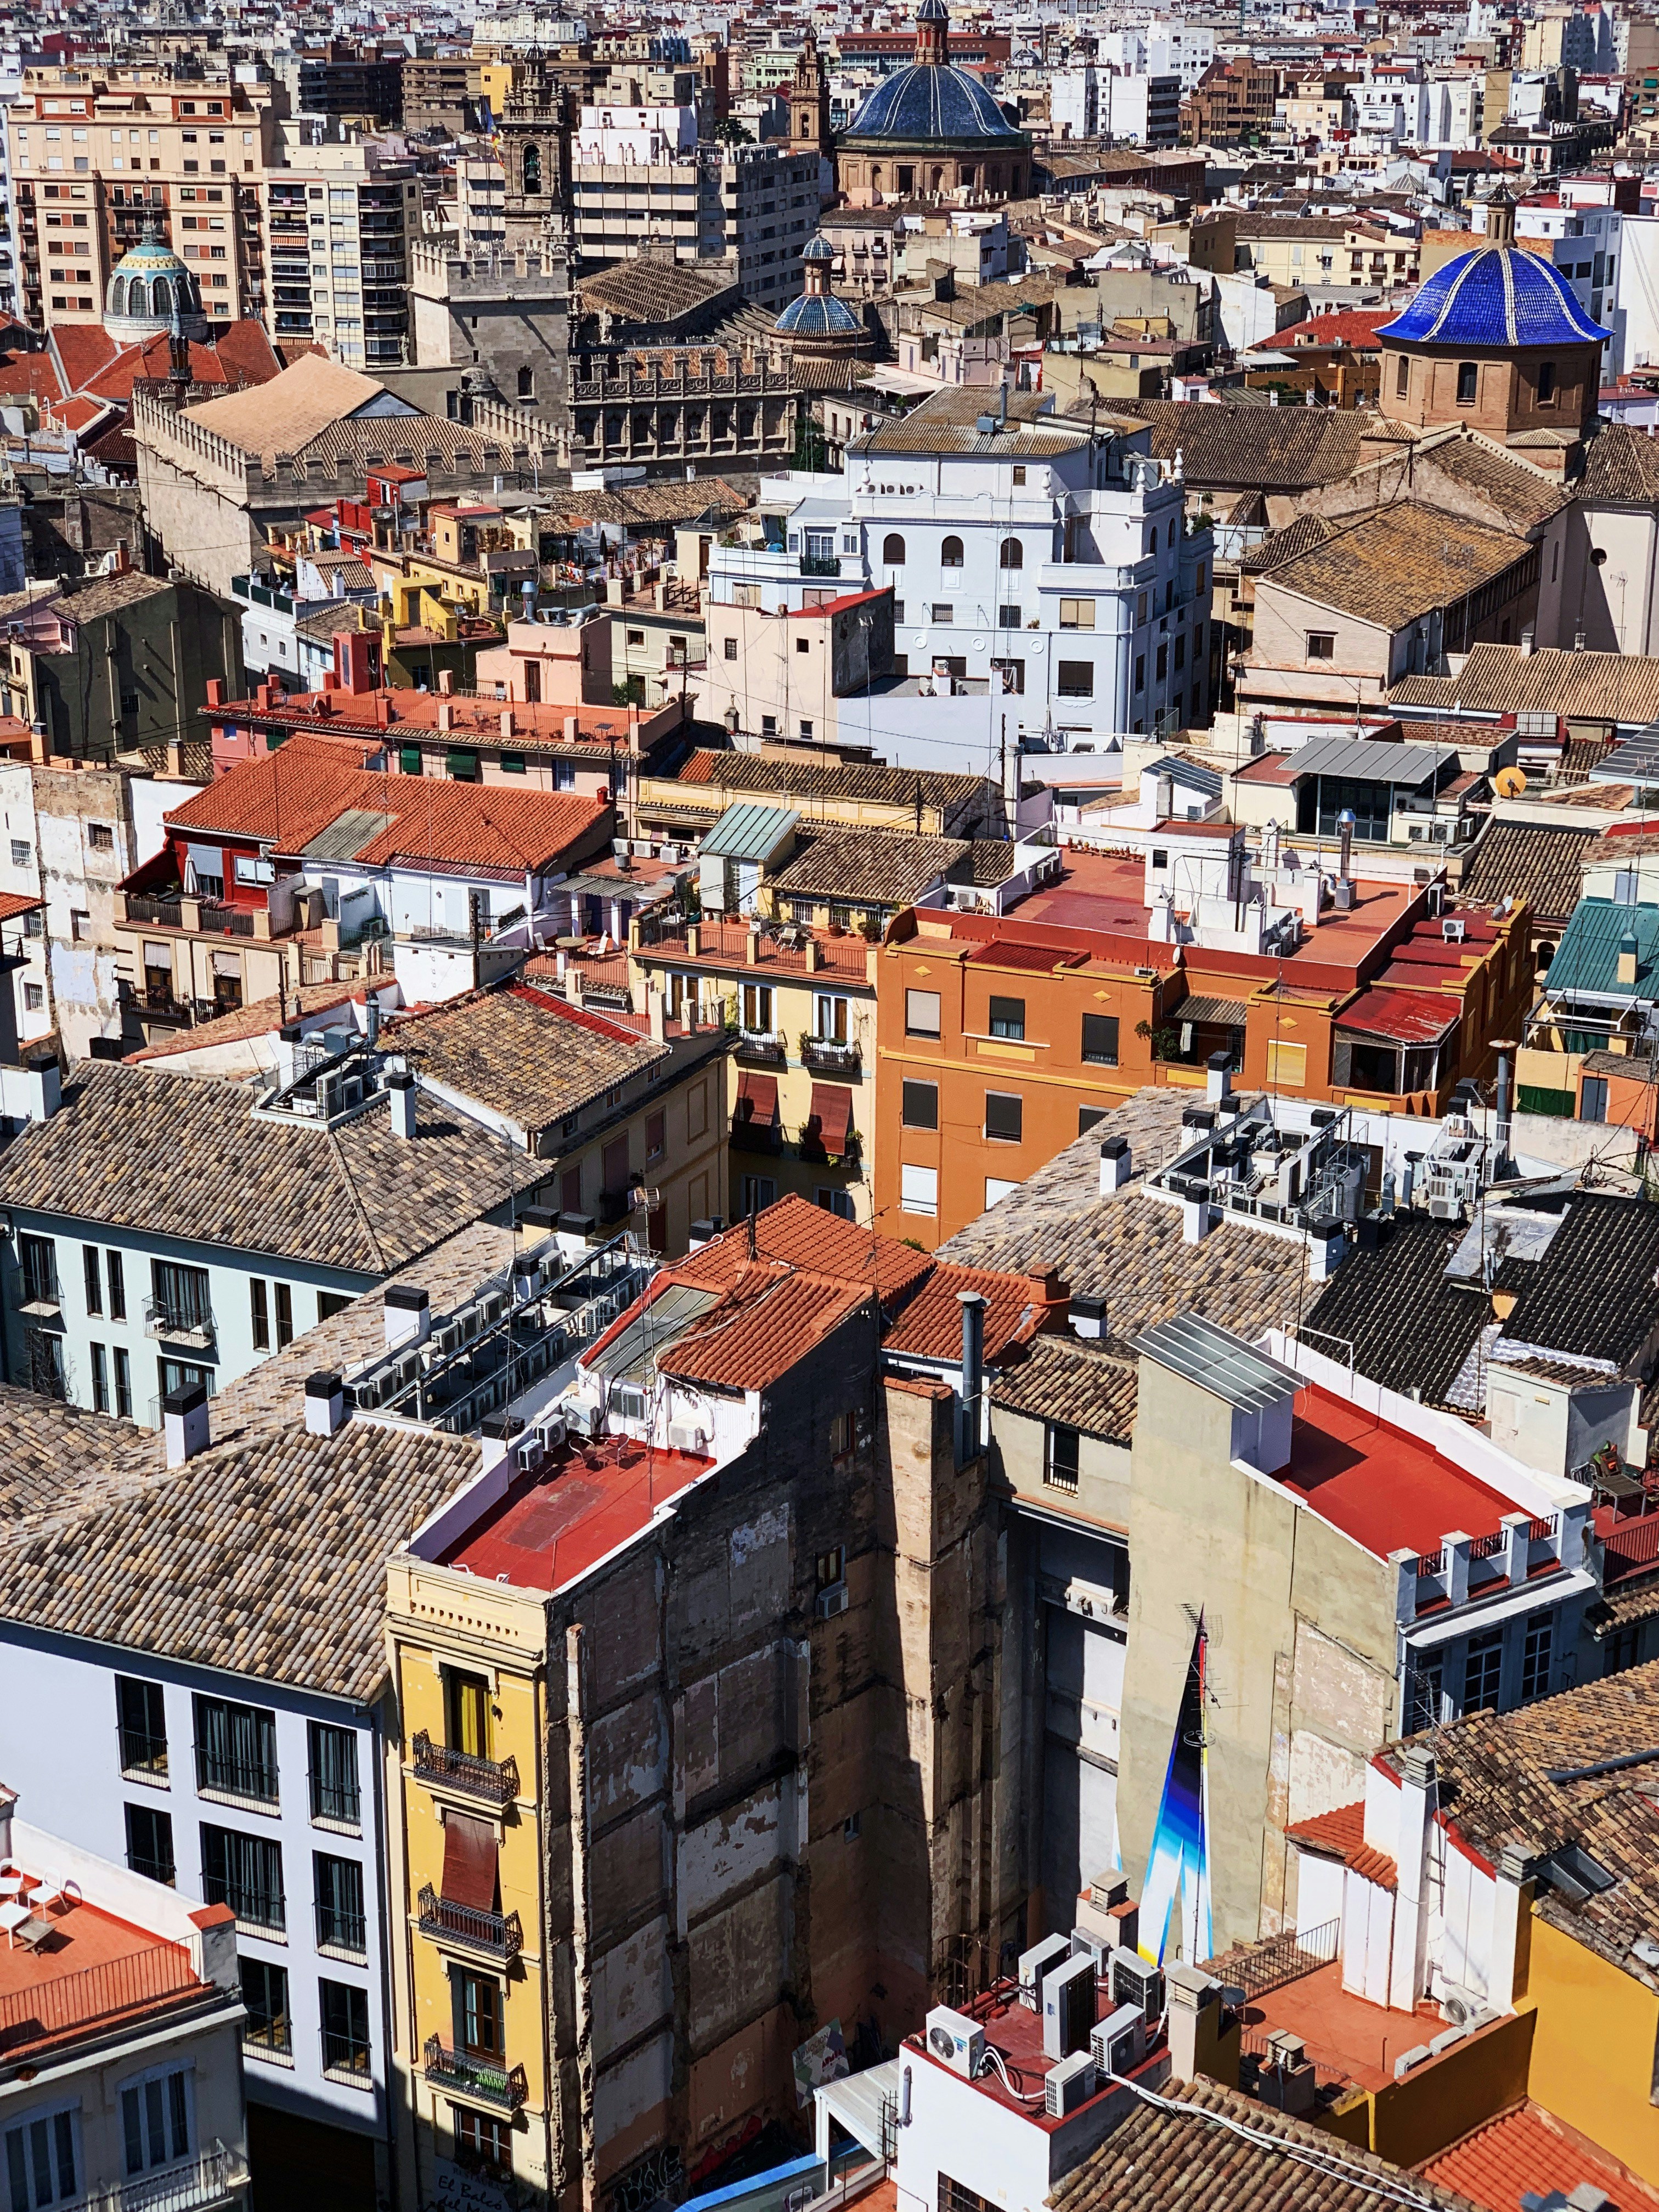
304 1370 347 1437
162 1384 211 1468
384 1283 430 1350
386 1069 417 1138
1099 1137 1132 1195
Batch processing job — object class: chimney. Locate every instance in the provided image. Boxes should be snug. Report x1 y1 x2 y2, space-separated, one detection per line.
1206 1052 1233 1109
437 668 455 697
565 714 580 740
365 994 381 1048
1071 1293 1107 1339
206 678 224 708
386 1069 417 1139
957 1290 986 1464
162 1384 211 1468
438 701 456 733
500 708 516 738
1026 1266 1069 1330
1099 1136 1132 1194
304 1371 347 1438
383 1282 430 1350
188 1903 240 1991
276 1019 303 1091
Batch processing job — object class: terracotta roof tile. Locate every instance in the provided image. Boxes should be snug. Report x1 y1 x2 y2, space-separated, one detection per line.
388 983 668 1137
990 1333 1137 1441
1423 2101 1659 2212
1286 1799 1397 1889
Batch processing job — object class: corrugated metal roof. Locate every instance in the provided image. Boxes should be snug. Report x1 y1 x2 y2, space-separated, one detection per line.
699 802 800 861
1542 895 1659 1001
1288 735 1456 787
1335 987 1460 1045
300 804 397 861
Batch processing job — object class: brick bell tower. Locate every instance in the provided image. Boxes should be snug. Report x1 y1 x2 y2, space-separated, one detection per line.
790 26 832 155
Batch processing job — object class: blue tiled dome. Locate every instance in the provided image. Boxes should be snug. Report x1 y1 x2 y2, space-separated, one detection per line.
800 236 837 263
842 61 1022 143
775 291 864 338
1378 244 1610 349
917 0 951 19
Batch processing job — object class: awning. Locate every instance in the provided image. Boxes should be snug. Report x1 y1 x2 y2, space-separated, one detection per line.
1336 988 1460 1047
734 1072 778 1132
809 1082 854 1160
1174 994 1250 1029
441 1812 499 1912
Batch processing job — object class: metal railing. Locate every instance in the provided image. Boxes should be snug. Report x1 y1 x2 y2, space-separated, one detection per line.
411 1732 520 1807
201 1874 284 1935
1605 1514 1659 1571
1203 1917 1339 2002
799 554 840 577
802 1037 861 1074
417 1884 523 1963
194 1747 276 1806
74 2142 244 2212
315 1901 368 1958
126 893 184 928
145 1295 216 1347
0 1943 201 2056
321 2024 373 2084
1469 1531 1506 1561
1414 1547 1446 1580
422 2035 529 2110
19 1267 60 1310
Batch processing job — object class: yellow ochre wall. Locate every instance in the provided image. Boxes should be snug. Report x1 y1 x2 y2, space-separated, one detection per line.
1519 1914 1659 2185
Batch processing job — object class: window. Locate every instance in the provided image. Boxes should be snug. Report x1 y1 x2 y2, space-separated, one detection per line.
234 853 274 887
906 989 941 1038
18 1232 57 1307
445 1669 490 1759
931 603 955 625
723 637 737 660
120 2068 191 2178
740 1173 777 1215
829 1411 855 1462
88 823 114 852
91 1342 108 1413
816 1187 856 1218
816 1544 845 1593
882 533 905 563
9 839 28 867
1464 1628 1503 1715
902 1080 939 1130
1057 661 1093 698
275 1282 293 1348
125 1803 174 1886
194 1695 278 1804
318 1291 352 1323
646 1111 665 1163
901 1163 938 1217
309 1722 360 1828
1305 632 1336 661
1408 1652 1444 1733
456 1967 504 2057
815 994 849 1043
250 1278 270 1351
23 983 43 1013
1059 599 1095 630
998 537 1023 570
517 366 534 398
1046 1424 1081 1494
320 1979 371 2084
151 1259 210 1335
200 1825 284 1932
1265 1040 1307 1090
1395 354 1409 398
241 1958 291 2061
1012 466 1027 485
985 1091 1023 1143
1457 361 1478 404
22 912 41 938
83 1244 101 1315
997 605 1022 630
315 1853 366 1957
1537 359 1556 405
988 995 1025 1041
1522 1612 1553 1701
940 535 964 567
114 1346 132 1421
117 1677 167 1780
4 2108 78 2207
1082 1013 1119 1066
454 2108 512 2179
741 982 773 1033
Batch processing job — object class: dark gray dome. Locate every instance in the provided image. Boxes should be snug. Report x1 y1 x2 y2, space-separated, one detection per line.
842 61 1023 144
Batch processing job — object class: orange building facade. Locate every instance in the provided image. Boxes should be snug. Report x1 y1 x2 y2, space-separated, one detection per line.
873 849 1531 1248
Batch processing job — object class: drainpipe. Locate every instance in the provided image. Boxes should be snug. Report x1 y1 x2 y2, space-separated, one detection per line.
566 1623 597 2212
1493 1039 1516 1179
958 1290 985 1465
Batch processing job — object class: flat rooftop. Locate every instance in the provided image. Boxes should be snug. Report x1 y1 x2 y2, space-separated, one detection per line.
1279 1384 1514 1559
905 1976 1166 2130
1245 1958 1445 2094
439 1430 713 1593
0 1876 204 2059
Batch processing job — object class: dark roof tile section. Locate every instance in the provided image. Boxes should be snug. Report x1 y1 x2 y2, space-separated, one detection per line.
1263 506 1534 632
1499 1193 1659 1371
388 984 667 1141
1578 423 1659 506
1455 819 1597 924
990 1333 1137 1442
1301 1214 1491 1408
0 1062 547 1274
770 824 970 905
1109 399 1378 490
671 746 999 819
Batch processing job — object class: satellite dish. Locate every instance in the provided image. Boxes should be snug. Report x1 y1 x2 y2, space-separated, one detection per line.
1494 765 1528 798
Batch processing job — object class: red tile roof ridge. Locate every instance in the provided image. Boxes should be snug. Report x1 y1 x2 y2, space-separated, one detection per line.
1285 1798 1398 1889
1422 2100 1659 2212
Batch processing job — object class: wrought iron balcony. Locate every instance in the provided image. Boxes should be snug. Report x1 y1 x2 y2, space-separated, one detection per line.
411 1731 520 1807
735 1028 787 1065
423 2035 528 2111
799 554 840 577
417 1884 523 1963
144 1295 216 1349
801 1035 861 1075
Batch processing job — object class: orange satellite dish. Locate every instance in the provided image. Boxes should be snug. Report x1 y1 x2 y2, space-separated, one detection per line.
1494 765 1528 798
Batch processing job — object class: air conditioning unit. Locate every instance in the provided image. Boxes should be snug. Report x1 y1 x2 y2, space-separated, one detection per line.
1110 1950 1164 2027
816 1582 849 1619
924 2006 984 2080
1071 1926 1111 1975
341 1077 363 1109
1090 2002 1145 2078
536 1416 567 1455
515 1439 544 1474
667 1421 709 1455
1043 1950 1096 2059
1044 2049 1097 2117
1018 1932 1073 2013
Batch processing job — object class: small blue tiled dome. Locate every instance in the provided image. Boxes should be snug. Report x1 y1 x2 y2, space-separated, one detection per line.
800 236 837 263
775 291 864 338
842 63 1022 143
1378 244 1609 349
917 0 951 20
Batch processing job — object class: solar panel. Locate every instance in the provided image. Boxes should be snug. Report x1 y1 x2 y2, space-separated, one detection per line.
1131 1312 1301 1413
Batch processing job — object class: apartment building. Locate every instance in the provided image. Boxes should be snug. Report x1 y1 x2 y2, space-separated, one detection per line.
4 64 279 332
0 1786 250 2211
266 123 420 373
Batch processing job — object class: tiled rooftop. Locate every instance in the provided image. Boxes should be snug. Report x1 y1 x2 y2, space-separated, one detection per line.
1423 2101 1659 2212
0 1880 207 2061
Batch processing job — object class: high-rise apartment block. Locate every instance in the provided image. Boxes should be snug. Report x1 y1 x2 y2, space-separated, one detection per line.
266 124 419 371
4 65 279 331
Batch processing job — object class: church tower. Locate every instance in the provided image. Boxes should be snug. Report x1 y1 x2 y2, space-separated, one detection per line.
790 26 831 155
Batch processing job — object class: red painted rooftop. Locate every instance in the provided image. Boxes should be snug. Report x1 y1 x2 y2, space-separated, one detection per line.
905 1977 1167 2128
1279 1384 1516 1559
0 1874 206 2056
439 1430 713 1593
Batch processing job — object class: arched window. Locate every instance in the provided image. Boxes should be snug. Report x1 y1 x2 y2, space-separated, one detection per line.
1395 354 1410 399
1537 359 1557 404
109 277 127 317
523 143 542 195
941 535 964 568
871 166 884 193
1457 361 1478 404
1167 522 1177 549
998 537 1023 571
883 533 906 564
518 366 535 398
930 165 944 193
151 277 171 314
962 166 977 190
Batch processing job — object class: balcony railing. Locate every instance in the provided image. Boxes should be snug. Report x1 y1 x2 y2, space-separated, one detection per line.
423 2035 529 2111
194 1747 278 1808
125 893 184 928
145 1295 216 1349
74 2142 245 2212
411 1732 520 1807
735 1028 787 1065
0 1943 201 2057
799 554 841 577
417 1884 523 1964
119 1726 168 1782
801 1036 861 1075
19 1269 60 1312
315 1902 368 1959
1200 1917 1339 2002
321 2024 373 2085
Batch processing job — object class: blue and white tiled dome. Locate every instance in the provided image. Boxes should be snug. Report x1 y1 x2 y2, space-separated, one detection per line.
842 63 1023 143
1378 244 1610 349
776 289 864 338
